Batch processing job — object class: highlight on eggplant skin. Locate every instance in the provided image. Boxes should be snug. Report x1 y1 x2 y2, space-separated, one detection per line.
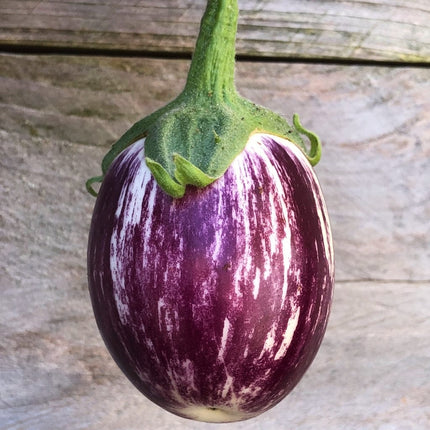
87 133 334 423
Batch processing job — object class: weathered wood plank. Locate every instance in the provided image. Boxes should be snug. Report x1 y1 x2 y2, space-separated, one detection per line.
1 54 429 282
1 0 429 62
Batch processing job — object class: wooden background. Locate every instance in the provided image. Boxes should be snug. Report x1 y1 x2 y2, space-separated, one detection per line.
1 1 429 428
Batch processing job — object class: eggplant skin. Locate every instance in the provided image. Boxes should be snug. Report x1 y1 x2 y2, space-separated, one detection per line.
87 133 334 423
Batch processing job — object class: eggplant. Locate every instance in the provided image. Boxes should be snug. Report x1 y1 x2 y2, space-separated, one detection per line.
87 0 334 423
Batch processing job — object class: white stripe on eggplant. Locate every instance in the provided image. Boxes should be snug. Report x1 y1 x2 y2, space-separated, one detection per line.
259 322 278 359
274 304 301 360
218 318 231 361
252 267 261 300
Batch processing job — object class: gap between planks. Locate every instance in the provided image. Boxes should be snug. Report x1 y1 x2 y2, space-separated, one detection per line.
1 44 429 69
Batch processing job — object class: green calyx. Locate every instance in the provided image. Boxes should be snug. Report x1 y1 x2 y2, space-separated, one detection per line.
86 0 321 198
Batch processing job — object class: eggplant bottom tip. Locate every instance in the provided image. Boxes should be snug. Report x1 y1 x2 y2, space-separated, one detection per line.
172 404 257 423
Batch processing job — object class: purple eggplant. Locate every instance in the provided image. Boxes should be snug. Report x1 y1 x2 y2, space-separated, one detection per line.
87 133 334 422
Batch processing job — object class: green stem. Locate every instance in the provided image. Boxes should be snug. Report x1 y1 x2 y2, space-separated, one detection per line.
183 0 238 99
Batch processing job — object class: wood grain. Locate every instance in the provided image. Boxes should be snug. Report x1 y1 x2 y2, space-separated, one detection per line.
1 0 429 62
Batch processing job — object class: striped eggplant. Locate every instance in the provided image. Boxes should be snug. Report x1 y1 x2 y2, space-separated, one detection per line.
87 133 333 422
86 0 334 423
